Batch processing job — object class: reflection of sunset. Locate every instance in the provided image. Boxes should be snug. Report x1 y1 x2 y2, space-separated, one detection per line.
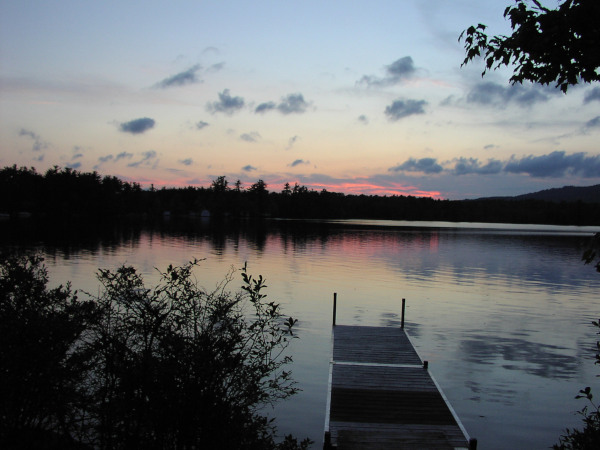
24 219 600 450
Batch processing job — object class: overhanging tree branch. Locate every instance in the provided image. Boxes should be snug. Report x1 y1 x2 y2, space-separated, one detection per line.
460 0 600 93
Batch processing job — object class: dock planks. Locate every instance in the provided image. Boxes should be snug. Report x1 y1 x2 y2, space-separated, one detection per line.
325 325 474 450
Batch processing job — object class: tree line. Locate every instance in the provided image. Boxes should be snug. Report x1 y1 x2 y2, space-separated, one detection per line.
1 165 599 226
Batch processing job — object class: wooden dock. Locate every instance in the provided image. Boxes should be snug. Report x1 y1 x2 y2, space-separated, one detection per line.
324 297 475 449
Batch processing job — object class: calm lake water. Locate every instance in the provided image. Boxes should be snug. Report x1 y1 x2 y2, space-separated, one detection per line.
3 218 600 449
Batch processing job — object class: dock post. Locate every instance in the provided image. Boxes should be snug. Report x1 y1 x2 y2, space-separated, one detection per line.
323 431 333 450
401 298 406 329
469 438 478 449
332 293 337 326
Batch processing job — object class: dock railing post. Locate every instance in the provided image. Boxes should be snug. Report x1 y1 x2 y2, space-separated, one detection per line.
401 298 406 329
332 293 337 326
323 431 333 450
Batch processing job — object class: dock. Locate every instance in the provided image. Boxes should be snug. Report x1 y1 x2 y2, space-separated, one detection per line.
324 296 475 449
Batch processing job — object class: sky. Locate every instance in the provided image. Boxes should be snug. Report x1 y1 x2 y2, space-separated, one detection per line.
1 0 599 200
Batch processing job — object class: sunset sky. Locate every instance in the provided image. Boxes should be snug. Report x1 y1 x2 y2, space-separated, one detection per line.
1 0 599 200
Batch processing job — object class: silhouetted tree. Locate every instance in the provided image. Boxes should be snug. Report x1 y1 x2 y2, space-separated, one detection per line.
0 254 98 448
460 0 600 92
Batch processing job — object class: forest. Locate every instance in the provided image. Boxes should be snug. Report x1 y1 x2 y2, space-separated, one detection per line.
1 165 599 226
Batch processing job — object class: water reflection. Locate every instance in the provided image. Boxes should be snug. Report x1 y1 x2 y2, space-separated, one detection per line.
1 217 599 449
460 335 579 380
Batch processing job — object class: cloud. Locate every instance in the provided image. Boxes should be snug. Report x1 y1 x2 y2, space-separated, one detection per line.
207 62 225 73
242 165 257 172
240 132 260 143
286 135 300 150
255 93 309 115
389 157 443 174
290 159 309 167
127 150 158 168
466 82 551 107
504 151 600 178
583 87 600 104
358 115 369 124
255 101 276 114
384 99 427 121
386 152 600 179
451 157 503 175
179 158 193 166
119 117 155 134
206 89 245 115
94 155 113 169
277 93 309 114
18 128 48 151
195 121 209 130
67 162 81 169
154 64 202 88
115 151 133 161
584 116 600 129
358 56 416 87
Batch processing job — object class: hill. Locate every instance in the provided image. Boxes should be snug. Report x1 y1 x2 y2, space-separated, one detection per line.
480 185 600 203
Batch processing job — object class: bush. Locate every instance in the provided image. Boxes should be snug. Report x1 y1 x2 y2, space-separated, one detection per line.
0 254 310 449
0 253 97 448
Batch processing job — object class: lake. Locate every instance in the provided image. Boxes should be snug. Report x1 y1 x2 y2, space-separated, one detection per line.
2 217 599 449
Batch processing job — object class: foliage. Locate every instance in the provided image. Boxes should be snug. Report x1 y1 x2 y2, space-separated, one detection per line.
85 260 302 449
0 254 310 449
553 318 600 449
0 253 98 448
460 0 600 92
582 233 600 273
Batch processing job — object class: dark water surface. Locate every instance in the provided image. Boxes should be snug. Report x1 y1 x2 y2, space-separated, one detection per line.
3 218 599 449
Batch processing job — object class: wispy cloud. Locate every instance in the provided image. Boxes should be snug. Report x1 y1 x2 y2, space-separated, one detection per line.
128 150 158 168
19 128 48 151
584 116 600 130
115 151 133 161
119 117 155 134
240 132 260 143
290 159 309 167
179 158 193 166
255 101 276 114
195 121 209 130
465 82 553 107
358 115 369 125
286 135 300 150
384 99 427 121
206 89 245 115
358 56 416 87
154 64 202 88
255 93 309 115
242 164 257 172
207 62 225 73
583 87 600 104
